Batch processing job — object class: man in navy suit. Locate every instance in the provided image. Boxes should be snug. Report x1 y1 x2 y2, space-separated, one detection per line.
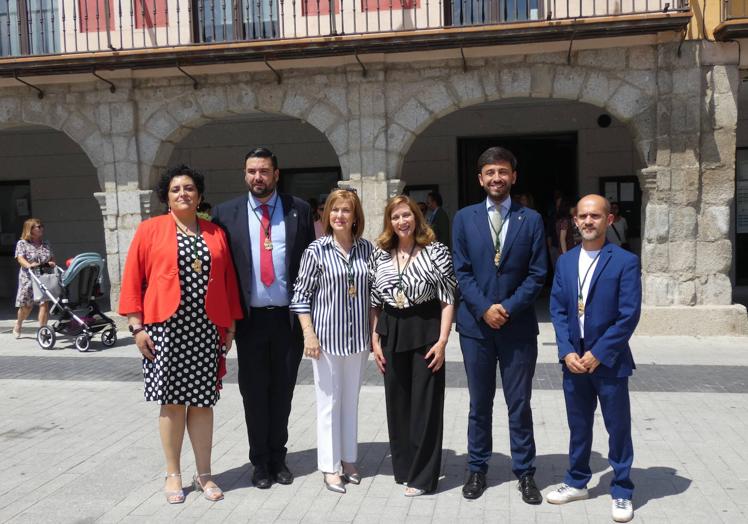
547 194 641 523
452 147 547 503
212 147 315 489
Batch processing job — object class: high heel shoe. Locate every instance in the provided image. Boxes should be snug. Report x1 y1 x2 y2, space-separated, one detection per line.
12 325 21 339
342 467 361 485
404 486 426 497
323 473 346 494
193 473 224 501
164 473 185 504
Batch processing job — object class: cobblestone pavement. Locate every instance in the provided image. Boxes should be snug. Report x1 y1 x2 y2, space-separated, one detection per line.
1 320 747 523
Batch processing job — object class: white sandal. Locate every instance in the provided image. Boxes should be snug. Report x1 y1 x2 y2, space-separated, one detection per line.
164 473 185 504
193 473 224 501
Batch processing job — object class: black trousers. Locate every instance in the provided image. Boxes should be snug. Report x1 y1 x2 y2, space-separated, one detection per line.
383 345 445 492
236 307 303 468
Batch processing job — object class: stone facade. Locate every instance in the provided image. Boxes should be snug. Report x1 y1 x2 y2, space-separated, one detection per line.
0 40 745 334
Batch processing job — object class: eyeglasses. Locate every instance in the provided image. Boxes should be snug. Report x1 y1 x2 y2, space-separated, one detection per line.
339 186 358 194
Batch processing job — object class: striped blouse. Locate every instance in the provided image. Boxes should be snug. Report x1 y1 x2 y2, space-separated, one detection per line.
369 242 457 309
290 235 374 356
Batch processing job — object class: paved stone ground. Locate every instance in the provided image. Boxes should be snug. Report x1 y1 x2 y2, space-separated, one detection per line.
1 315 747 523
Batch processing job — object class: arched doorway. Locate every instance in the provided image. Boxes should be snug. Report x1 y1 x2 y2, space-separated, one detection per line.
0 125 106 304
162 113 342 213
401 98 644 252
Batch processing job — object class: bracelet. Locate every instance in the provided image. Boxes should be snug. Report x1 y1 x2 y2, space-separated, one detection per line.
226 330 236 334
131 327 145 337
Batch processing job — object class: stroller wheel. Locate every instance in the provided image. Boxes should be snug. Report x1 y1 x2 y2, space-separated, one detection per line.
37 326 56 350
101 328 117 348
75 334 90 352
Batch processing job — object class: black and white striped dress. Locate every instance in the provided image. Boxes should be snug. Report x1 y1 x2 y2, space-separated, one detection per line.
291 236 374 356
369 242 456 310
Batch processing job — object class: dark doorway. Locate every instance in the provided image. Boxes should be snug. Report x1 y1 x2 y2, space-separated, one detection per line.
598 176 642 239
736 149 748 285
458 133 577 213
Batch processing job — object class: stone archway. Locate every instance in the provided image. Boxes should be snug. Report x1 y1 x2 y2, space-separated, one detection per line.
135 75 353 192
381 42 745 334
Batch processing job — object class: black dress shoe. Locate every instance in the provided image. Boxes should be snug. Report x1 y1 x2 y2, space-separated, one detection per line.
462 471 487 500
518 474 542 505
252 464 272 489
272 462 294 485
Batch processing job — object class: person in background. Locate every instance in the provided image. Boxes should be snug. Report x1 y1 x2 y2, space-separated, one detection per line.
606 202 629 249
119 165 243 504
369 195 456 497
313 197 326 239
548 195 641 523
426 191 451 248
13 218 55 339
417 201 428 216
291 188 373 493
558 201 581 254
517 193 535 210
197 201 212 221
546 191 564 269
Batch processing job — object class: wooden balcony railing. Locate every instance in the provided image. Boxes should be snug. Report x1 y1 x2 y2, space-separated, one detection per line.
0 0 689 58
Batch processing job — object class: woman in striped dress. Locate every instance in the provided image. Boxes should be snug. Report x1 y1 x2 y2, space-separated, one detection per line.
369 195 456 496
291 188 373 494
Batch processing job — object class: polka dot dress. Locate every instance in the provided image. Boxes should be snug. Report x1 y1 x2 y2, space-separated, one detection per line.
142 232 222 407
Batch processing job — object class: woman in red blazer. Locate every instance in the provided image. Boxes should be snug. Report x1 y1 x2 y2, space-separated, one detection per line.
119 165 242 504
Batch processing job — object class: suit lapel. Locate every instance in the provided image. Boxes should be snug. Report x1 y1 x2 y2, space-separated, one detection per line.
282 193 297 272
472 204 494 255
234 196 252 274
497 202 526 270
587 243 613 298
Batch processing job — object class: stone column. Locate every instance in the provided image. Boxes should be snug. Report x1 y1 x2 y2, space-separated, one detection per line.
94 187 152 309
638 41 747 334
88 85 151 309
338 66 404 241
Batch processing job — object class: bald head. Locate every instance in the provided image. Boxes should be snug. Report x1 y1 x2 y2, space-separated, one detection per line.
576 194 610 215
574 194 614 248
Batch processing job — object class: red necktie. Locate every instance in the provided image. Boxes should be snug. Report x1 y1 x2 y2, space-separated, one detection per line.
260 204 275 287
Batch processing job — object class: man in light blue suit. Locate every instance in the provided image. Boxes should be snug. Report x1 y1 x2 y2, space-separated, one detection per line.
453 147 547 503
548 194 641 523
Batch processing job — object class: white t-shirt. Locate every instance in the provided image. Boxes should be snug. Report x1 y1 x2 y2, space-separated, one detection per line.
577 248 601 337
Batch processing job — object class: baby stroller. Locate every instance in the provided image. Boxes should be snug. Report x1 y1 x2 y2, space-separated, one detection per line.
28 252 117 352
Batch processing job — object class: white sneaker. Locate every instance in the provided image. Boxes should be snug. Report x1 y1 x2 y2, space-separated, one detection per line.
546 483 589 504
611 498 634 522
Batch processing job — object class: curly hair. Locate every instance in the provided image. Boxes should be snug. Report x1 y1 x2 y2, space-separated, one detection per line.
155 164 205 204
376 195 435 251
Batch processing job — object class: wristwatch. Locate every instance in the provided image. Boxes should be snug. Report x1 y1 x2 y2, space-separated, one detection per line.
128 325 145 336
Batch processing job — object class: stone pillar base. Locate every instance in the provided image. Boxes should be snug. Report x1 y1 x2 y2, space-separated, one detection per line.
636 305 748 336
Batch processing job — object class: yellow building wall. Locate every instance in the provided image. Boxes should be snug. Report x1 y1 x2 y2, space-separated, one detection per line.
690 0 734 39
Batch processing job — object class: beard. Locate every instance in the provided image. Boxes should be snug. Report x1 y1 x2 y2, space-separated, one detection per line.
250 183 275 199
580 227 603 241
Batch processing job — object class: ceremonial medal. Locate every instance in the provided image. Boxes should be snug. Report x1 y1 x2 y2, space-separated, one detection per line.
192 259 203 274
577 298 585 317
264 237 273 251
494 250 501 267
395 290 406 309
348 284 357 298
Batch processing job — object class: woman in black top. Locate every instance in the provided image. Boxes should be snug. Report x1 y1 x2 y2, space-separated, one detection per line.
369 195 456 496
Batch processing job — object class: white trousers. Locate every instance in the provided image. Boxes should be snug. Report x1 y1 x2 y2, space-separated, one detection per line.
312 350 369 473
